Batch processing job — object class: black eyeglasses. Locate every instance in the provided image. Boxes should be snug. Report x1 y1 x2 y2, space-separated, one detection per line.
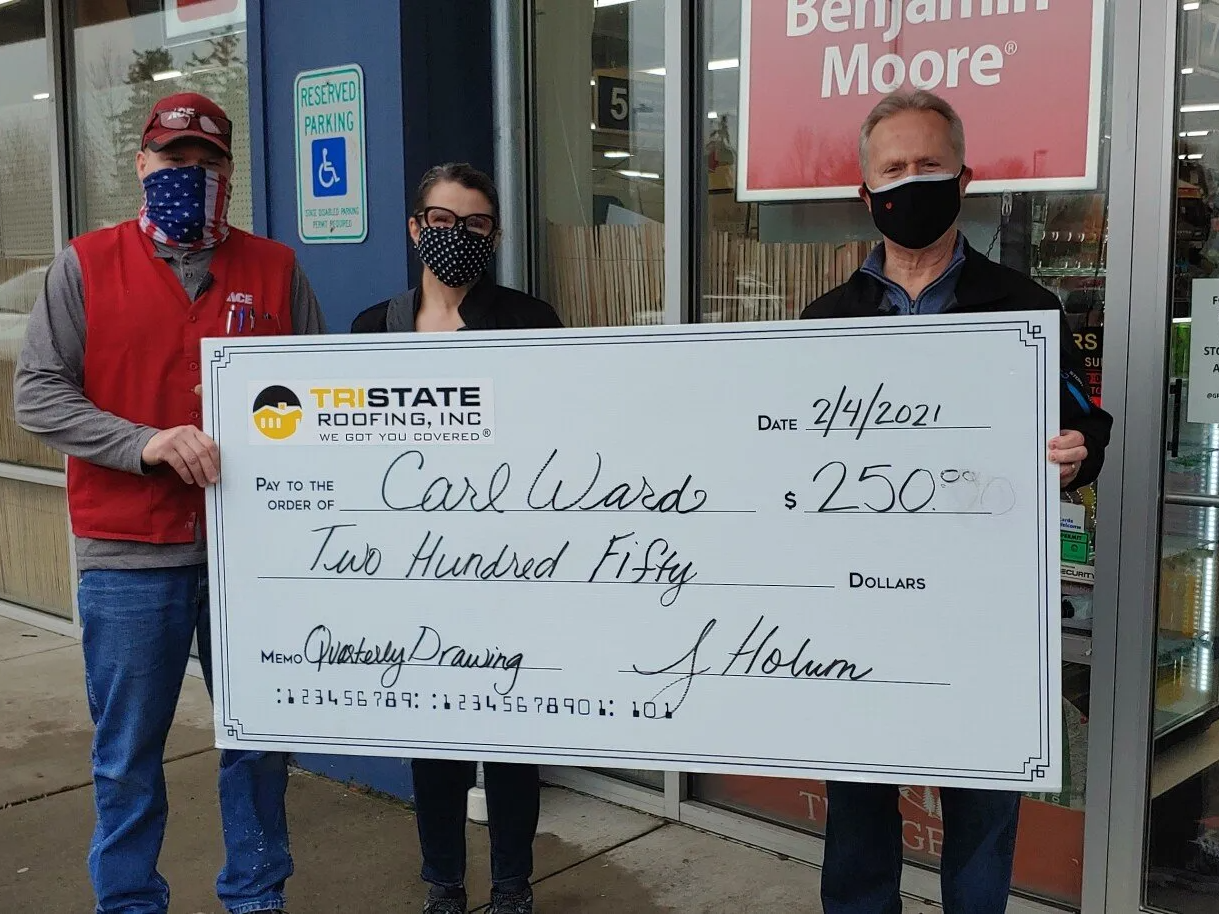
144 109 233 138
414 206 498 238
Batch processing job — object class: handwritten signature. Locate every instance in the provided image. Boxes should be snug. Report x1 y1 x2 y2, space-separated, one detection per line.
631 615 875 714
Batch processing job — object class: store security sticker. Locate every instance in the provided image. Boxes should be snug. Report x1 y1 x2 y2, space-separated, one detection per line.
294 64 368 244
1060 502 1089 567
1187 278 1219 424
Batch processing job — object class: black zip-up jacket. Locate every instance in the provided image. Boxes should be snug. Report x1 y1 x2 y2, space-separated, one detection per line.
351 274 563 333
800 241 1113 491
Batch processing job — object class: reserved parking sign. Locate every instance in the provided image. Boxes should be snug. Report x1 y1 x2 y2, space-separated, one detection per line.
294 64 368 244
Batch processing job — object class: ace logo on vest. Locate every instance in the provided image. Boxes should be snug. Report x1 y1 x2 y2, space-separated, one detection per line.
252 385 304 440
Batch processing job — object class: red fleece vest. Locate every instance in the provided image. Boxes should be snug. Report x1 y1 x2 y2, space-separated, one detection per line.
69 221 294 543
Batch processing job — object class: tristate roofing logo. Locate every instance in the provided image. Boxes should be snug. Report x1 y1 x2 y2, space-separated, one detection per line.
252 385 304 441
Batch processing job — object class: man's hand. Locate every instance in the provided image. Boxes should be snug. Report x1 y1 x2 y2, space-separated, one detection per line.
1049 430 1088 488
142 426 220 487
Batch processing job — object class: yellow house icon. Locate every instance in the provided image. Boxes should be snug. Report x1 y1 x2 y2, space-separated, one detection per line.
253 402 304 440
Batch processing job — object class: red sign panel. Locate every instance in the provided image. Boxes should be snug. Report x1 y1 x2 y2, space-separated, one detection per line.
165 0 246 39
175 0 240 20
738 0 1105 201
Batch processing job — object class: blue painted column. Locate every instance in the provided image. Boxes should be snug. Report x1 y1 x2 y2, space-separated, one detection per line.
248 0 409 332
245 0 495 801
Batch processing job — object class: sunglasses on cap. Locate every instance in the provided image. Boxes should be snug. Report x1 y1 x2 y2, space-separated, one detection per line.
144 108 233 138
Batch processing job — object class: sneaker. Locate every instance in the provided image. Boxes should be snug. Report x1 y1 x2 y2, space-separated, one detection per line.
422 891 467 914
489 889 534 914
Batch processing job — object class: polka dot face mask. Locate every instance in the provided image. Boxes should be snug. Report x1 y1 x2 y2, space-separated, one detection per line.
415 224 495 288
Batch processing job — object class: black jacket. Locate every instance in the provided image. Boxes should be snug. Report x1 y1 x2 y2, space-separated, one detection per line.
351 274 563 333
801 241 1113 490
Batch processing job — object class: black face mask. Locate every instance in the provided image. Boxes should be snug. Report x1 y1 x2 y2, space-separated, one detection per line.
863 170 964 250
415 225 495 288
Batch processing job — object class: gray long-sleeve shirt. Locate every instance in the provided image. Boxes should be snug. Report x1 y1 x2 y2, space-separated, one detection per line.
13 239 326 571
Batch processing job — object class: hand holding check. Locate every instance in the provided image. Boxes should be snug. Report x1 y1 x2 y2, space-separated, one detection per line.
139 384 219 487
1048 430 1088 488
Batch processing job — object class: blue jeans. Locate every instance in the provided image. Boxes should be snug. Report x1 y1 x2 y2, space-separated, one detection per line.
821 782 1021 914
412 758 539 897
79 566 292 914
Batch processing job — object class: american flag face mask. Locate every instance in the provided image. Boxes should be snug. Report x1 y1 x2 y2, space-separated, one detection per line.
138 165 231 250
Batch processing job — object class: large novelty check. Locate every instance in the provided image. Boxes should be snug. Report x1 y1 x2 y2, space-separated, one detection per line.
203 314 1061 790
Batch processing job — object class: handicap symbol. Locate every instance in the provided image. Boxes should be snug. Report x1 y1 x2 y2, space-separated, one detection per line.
318 148 340 189
311 138 347 198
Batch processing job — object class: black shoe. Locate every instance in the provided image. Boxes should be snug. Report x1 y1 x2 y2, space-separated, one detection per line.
489 889 533 914
423 889 467 914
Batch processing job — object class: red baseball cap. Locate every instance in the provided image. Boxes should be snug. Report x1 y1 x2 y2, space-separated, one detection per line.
142 92 233 157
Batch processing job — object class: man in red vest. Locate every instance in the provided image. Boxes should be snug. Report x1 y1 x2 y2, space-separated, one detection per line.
14 92 323 914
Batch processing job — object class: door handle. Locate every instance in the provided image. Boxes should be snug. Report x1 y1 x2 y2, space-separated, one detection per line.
1169 377 1184 458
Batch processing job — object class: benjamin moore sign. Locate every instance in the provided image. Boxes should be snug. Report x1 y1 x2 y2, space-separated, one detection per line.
294 64 368 244
738 0 1105 200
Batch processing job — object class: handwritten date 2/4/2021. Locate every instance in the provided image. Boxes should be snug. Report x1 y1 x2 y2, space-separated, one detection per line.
808 383 954 438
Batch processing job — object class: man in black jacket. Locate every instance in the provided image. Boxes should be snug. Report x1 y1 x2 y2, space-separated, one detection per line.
802 90 1112 914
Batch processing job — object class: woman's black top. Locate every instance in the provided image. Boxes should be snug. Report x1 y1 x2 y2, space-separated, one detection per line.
350 274 563 332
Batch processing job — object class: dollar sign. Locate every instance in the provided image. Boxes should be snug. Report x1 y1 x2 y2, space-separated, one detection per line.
785 491 797 510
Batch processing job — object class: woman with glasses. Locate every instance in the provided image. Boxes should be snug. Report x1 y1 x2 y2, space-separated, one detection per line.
352 162 560 335
352 163 560 914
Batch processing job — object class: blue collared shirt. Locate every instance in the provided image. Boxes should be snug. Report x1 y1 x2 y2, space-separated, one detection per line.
860 233 967 315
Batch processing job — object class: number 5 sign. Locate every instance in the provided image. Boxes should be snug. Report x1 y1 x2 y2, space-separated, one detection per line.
594 74 664 136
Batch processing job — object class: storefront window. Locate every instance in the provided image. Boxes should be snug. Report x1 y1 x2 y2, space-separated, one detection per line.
532 0 665 329
0 477 75 617
70 0 252 235
531 0 669 789
693 1 1115 904
0 0 73 620
0 0 62 474
1143 6 1219 908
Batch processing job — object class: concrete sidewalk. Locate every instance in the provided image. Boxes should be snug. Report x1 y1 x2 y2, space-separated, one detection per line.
0 616 939 913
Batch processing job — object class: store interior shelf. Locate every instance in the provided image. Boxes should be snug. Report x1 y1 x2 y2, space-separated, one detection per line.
1155 631 1219 737
1156 684 1219 737
1063 631 1093 664
1032 268 1107 279
1153 717 1219 798
1160 532 1217 563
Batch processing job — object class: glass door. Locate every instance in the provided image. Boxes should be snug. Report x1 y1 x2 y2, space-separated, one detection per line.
689 0 1117 905
530 0 672 793
0 0 74 620
1143 4 1219 909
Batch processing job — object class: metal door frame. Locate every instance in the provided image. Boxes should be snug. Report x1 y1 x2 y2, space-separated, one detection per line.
1098 1 1211 911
